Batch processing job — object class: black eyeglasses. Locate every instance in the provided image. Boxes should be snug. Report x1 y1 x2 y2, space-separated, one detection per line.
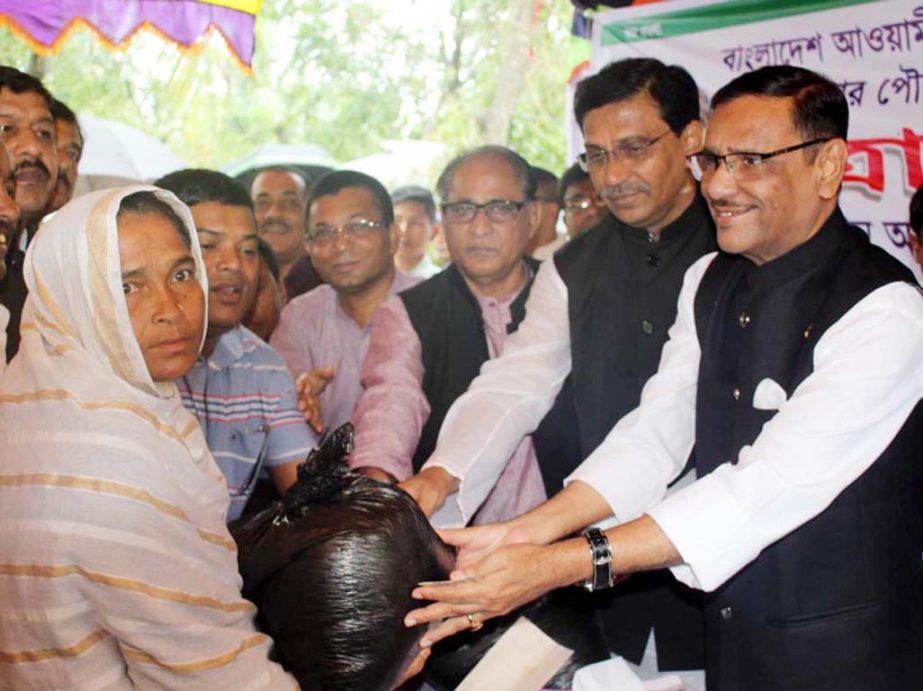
307 219 387 247
688 138 831 181
441 200 527 224
578 129 671 172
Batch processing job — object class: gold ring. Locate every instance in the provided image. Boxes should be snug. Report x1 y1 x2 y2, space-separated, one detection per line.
466 613 484 632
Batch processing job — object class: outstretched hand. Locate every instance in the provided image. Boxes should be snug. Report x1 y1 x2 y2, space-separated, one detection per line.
295 366 334 434
399 466 459 517
405 535 581 649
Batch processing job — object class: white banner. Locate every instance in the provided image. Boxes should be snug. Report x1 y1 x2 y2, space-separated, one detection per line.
579 0 923 277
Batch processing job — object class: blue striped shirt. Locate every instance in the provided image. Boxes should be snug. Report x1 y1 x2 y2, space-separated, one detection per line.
177 326 316 521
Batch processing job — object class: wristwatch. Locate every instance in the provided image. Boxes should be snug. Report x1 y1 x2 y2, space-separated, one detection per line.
581 527 614 592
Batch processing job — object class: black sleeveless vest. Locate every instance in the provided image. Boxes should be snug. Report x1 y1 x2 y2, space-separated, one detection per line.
693 209 923 690
400 259 568 476
553 192 716 668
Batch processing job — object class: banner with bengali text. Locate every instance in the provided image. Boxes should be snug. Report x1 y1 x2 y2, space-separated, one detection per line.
582 0 923 277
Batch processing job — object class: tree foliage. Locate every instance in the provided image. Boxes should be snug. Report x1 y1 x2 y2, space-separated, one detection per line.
0 0 584 176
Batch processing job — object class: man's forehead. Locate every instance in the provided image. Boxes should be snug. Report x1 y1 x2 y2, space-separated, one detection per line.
253 170 305 195
705 95 797 150
449 155 522 199
582 93 668 144
0 88 51 118
564 179 594 200
394 200 429 217
310 186 380 220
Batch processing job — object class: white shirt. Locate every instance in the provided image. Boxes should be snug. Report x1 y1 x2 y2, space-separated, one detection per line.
531 234 568 262
571 253 923 592
429 252 923 596
426 258 575 526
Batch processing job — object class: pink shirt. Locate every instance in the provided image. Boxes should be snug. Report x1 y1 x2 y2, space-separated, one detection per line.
351 279 547 527
270 272 419 433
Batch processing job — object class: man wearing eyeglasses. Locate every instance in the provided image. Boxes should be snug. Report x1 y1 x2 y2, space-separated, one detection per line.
408 65 923 690
558 162 608 240
350 146 550 524
399 58 714 682
271 170 419 435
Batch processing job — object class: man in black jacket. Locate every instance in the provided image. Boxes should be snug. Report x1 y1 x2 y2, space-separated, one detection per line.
402 58 715 680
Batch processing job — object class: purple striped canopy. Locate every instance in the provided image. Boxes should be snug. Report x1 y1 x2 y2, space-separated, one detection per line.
0 0 257 68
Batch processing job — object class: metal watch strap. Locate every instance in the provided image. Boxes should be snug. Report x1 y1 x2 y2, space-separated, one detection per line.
581 527 613 592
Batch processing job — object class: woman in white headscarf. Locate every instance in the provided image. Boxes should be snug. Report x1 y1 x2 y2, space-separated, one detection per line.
0 187 296 689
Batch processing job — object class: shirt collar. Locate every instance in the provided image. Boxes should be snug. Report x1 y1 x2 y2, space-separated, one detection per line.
207 325 247 369
618 187 711 245
743 207 849 290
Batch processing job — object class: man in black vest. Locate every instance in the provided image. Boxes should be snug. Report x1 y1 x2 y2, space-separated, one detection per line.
350 145 548 524
401 58 714 679
407 65 923 691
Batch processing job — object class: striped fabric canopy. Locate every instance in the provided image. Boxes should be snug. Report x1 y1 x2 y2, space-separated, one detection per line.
0 0 262 70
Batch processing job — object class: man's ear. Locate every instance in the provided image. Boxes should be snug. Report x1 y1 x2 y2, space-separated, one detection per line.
816 138 848 200
680 120 705 156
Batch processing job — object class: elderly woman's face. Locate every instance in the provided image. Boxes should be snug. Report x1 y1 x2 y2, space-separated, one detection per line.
117 211 205 381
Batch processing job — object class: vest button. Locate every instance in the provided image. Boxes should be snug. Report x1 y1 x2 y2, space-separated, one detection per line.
646 253 660 267
732 388 740 400
641 320 654 335
720 606 733 620
738 312 751 329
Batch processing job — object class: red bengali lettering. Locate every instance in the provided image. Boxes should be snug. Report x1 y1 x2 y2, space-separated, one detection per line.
845 127 922 194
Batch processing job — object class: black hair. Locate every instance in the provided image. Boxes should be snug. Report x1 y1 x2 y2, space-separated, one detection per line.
391 185 436 221
557 163 591 205
436 145 536 203
154 168 254 210
49 98 84 145
0 66 52 109
256 237 281 282
532 167 559 202
573 57 700 134
911 184 923 237
306 170 394 226
117 191 191 250
712 65 849 142
233 425 454 691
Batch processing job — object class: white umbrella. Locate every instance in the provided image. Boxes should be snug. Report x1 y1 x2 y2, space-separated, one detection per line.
221 143 336 177
72 114 188 196
343 140 446 189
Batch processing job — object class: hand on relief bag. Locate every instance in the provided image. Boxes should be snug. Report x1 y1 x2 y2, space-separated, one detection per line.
405 533 561 649
295 366 334 433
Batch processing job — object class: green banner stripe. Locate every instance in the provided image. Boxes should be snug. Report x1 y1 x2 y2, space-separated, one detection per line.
601 0 879 45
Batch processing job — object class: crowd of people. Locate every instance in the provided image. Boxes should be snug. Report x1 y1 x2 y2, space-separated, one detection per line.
0 54 921 691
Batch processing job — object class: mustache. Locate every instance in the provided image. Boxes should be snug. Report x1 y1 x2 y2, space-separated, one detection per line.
15 159 51 179
600 182 650 199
